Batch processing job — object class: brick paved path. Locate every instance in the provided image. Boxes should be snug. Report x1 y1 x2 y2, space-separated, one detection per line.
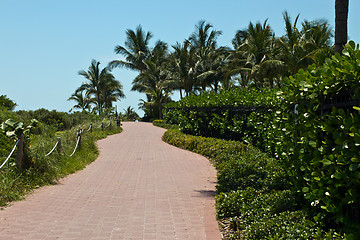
0 122 221 240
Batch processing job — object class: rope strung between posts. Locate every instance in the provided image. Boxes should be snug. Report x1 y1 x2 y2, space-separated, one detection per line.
66 135 81 157
45 138 60 156
0 139 20 170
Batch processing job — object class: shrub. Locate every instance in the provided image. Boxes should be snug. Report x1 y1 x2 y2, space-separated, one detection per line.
163 41 360 235
152 120 178 129
163 129 346 239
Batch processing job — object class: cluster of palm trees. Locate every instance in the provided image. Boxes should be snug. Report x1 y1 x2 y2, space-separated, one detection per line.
108 12 334 119
68 10 340 119
68 60 125 114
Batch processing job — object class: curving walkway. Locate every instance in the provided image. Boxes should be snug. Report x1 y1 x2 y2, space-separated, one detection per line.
0 122 221 240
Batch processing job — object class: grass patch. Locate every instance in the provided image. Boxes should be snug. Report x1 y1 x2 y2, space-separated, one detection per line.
0 121 122 207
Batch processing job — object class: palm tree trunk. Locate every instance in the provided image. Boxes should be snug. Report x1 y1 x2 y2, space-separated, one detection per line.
335 0 349 54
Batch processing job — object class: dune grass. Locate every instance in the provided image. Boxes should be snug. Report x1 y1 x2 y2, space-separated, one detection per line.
0 121 122 207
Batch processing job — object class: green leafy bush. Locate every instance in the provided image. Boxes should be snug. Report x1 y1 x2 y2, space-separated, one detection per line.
217 151 288 193
163 129 345 239
152 120 178 129
163 41 360 235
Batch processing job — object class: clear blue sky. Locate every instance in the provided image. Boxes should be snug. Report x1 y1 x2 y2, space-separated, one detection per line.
1 0 359 116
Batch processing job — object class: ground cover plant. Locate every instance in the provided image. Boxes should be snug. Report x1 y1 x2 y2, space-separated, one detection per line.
0 114 121 207
162 41 360 238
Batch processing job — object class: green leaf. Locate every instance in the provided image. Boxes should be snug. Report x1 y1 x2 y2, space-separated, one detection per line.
322 159 333 166
349 164 360 171
302 187 309 193
5 119 16 128
6 130 15 137
309 140 317 147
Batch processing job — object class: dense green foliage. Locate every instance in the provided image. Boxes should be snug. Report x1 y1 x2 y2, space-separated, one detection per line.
0 95 16 111
162 129 345 239
152 120 178 129
109 12 333 119
163 41 360 236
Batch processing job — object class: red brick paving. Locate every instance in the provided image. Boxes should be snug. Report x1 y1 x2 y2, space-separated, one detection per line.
0 122 221 240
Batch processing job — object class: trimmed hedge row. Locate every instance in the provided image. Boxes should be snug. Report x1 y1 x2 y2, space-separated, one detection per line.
152 119 179 130
163 41 360 236
162 129 345 239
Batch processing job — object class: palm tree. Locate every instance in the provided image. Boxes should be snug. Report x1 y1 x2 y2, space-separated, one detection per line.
187 20 222 55
108 25 153 72
168 42 198 97
186 21 222 91
67 90 94 112
77 60 124 114
301 19 334 65
132 61 172 119
276 12 306 76
277 12 334 76
101 74 125 109
335 0 349 54
230 20 283 88
123 106 139 121
196 46 231 92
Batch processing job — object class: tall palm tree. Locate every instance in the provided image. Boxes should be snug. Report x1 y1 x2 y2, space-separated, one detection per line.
276 12 306 76
301 19 334 64
335 0 349 54
187 20 222 55
132 61 172 119
187 21 222 91
68 90 94 112
108 25 153 72
123 106 139 121
196 46 230 92
168 42 198 97
101 73 125 109
230 20 283 88
77 60 124 114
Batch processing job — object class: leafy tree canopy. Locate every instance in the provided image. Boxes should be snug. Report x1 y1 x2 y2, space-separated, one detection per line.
0 95 16 111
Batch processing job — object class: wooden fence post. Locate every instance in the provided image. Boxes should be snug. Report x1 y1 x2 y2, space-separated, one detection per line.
77 129 81 150
57 137 62 155
16 134 24 169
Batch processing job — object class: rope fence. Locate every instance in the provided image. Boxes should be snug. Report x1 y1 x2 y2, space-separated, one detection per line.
0 119 119 170
44 120 115 158
67 135 81 157
45 137 61 156
0 139 20 170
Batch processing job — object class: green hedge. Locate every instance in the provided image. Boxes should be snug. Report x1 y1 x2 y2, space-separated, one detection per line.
162 129 345 239
162 41 360 236
152 120 178 130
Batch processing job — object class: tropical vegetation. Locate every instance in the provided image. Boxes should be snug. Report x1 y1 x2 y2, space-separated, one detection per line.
0 105 121 207
162 41 360 238
105 11 336 120
69 60 125 115
161 127 346 239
